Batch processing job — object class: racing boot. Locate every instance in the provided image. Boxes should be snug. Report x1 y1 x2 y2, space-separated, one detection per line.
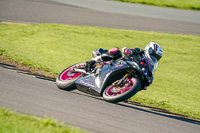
85 60 96 72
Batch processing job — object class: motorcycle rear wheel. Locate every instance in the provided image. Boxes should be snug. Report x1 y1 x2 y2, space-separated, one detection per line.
56 62 85 91
103 78 141 103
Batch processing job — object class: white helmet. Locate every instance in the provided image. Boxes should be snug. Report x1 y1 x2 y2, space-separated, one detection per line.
145 42 163 61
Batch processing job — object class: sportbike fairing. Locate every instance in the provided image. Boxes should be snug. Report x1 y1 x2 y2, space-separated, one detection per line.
75 60 134 96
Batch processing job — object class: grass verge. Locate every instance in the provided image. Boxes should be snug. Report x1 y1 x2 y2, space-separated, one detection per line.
0 107 86 133
114 0 200 11
0 23 200 120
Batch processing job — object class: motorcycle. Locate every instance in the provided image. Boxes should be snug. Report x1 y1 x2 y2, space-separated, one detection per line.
56 51 150 103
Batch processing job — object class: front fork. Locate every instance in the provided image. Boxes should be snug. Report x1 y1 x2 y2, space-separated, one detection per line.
112 70 134 87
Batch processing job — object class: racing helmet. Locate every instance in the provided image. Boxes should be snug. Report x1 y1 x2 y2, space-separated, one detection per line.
145 42 163 61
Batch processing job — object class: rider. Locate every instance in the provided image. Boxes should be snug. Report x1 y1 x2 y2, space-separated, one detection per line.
86 42 163 90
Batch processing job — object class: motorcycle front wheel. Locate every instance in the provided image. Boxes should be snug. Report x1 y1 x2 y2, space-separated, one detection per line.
103 78 141 103
56 62 85 91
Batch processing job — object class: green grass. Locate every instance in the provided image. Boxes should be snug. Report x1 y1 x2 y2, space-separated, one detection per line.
0 107 86 133
0 23 200 120
114 0 200 11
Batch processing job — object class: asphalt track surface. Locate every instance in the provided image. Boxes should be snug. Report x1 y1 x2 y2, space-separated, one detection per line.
0 64 200 133
0 0 200 133
0 0 200 35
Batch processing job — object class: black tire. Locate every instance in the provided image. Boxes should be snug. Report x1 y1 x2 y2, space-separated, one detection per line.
56 62 85 91
103 78 141 103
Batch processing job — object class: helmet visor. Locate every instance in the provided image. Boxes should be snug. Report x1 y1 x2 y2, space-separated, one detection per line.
151 52 162 61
